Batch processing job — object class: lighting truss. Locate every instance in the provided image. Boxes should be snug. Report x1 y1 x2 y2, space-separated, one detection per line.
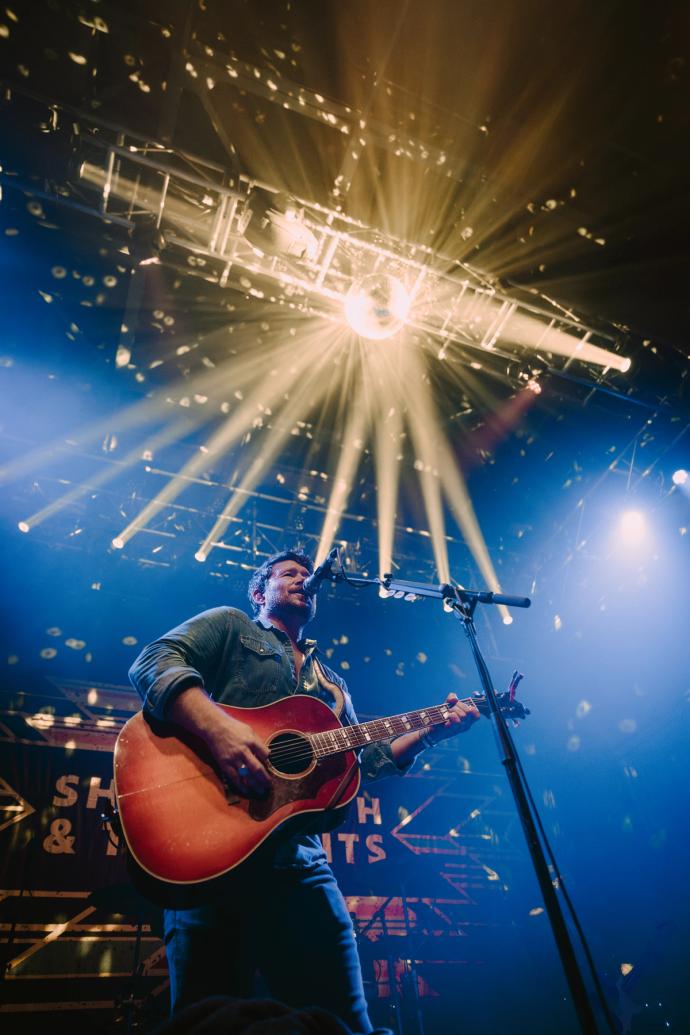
72 117 629 373
7 441 487 586
0 83 629 375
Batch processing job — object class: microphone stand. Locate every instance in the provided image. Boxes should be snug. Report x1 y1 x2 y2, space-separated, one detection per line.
324 568 602 1034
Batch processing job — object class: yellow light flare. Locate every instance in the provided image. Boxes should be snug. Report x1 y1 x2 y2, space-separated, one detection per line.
0 316 294 486
19 415 199 531
505 311 630 372
434 435 512 624
315 399 371 567
196 335 344 559
351 336 404 580
401 378 451 582
12 8 638 611
113 326 328 549
353 332 451 584
373 404 402 580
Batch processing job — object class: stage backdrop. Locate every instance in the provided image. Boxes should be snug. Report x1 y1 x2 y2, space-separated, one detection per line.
0 674 565 1034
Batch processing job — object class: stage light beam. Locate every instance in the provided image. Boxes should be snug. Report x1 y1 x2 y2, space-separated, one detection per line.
374 405 403 581
315 404 371 566
195 351 338 560
111 327 328 550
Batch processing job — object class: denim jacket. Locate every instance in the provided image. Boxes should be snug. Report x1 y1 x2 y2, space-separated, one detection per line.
128 606 410 869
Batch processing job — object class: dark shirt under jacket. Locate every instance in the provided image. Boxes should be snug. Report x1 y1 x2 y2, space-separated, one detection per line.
128 605 411 870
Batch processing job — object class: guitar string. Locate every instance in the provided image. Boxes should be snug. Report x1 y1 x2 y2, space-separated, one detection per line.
265 705 455 764
264 696 508 766
267 726 438 765
266 697 483 760
263 696 496 761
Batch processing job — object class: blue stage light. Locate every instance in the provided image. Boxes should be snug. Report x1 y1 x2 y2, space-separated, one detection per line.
619 510 646 541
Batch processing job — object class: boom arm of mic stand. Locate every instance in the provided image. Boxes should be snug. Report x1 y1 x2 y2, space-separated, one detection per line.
380 577 531 609
455 589 531 609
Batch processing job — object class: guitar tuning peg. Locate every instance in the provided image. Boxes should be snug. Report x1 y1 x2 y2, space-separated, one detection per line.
507 670 524 702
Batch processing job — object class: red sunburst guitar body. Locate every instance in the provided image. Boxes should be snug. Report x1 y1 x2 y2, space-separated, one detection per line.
113 695 360 905
114 687 528 906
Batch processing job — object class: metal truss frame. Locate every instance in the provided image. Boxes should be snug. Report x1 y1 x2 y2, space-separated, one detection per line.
2 81 628 379
75 113 625 369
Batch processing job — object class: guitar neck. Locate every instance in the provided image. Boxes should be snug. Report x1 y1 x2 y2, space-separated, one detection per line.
309 696 483 759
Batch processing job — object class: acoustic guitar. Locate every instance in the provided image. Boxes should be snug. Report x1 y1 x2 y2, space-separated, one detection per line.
113 690 528 904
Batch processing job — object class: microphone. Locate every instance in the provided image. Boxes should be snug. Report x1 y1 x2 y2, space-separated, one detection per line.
302 548 339 597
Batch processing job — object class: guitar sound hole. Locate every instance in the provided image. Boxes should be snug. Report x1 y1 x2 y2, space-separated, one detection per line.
268 732 314 777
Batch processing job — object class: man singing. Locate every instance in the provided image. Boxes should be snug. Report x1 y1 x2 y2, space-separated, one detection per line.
128 549 479 1033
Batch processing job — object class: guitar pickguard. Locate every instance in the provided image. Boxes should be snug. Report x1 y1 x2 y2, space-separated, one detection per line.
247 753 352 822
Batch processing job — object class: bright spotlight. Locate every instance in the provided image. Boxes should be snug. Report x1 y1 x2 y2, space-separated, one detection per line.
111 537 125 550
17 521 30 533
619 510 646 541
502 614 514 625
194 550 208 563
672 469 688 486
344 273 410 341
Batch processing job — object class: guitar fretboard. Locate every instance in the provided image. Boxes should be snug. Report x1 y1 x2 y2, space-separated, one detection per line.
309 700 474 759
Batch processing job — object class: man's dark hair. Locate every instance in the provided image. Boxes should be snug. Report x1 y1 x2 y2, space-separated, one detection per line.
247 549 314 615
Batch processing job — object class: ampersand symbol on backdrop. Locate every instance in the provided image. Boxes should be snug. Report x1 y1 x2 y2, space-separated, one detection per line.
43 818 76 854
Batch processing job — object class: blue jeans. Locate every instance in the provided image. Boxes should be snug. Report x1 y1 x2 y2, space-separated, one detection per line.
164 863 373 1034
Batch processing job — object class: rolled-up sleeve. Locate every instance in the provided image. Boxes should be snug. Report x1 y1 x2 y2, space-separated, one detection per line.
128 607 232 720
360 739 416 780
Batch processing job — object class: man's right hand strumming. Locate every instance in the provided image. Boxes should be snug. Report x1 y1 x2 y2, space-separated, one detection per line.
169 686 271 797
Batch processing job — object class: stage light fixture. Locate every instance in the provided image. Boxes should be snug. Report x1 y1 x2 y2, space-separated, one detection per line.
194 550 208 563
672 469 688 486
344 273 411 341
111 537 125 550
243 189 318 260
17 521 30 533
128 214 166 266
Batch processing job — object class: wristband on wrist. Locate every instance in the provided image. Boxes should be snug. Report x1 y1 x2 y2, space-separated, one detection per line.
418 728 437 751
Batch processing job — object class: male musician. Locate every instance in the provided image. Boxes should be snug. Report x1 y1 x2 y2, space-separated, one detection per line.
129 549 479 1033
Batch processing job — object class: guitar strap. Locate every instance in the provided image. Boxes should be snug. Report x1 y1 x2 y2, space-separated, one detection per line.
311 657 360 809
323 756 359 809
312 656 347 719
